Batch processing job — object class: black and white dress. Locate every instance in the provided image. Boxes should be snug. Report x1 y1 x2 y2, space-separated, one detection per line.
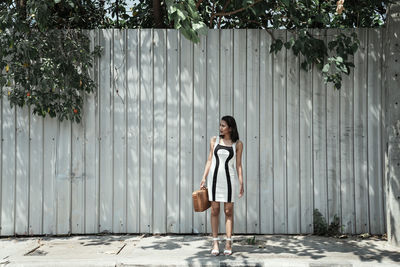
207 136 237 203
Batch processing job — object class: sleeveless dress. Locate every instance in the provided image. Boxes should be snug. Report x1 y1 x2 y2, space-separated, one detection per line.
207 136 237 203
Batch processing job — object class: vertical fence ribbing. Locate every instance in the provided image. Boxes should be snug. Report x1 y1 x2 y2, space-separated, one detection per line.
0 29 387 236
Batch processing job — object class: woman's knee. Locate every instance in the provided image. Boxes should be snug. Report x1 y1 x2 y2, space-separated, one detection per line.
211 203 220 216
224 206 233 217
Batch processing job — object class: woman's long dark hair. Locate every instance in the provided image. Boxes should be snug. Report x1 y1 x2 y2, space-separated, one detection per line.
220 115 239 142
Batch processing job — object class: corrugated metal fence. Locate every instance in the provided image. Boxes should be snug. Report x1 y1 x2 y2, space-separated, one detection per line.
0 28 386 236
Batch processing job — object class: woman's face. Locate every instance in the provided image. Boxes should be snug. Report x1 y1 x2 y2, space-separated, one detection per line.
219 120 231 137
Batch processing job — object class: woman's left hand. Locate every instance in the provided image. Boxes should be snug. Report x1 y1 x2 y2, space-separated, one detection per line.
200 179 206 189
239 183 244 198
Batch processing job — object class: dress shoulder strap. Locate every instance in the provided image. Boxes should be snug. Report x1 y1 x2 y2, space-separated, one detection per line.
214 135 220 149
232 140 237 152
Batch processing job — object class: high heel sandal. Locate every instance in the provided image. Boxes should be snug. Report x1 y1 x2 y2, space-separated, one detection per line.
224 237 233 256
211 237 220 256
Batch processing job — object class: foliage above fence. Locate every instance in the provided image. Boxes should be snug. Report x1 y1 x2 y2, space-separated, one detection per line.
0 0 389 123
0 1 103 123
167 0 382 89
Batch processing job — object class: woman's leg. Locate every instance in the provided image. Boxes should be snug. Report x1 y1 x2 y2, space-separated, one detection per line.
224 202 234 250
211 201 220 250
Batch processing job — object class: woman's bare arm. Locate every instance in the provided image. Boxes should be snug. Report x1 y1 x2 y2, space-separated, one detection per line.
236 141 244 197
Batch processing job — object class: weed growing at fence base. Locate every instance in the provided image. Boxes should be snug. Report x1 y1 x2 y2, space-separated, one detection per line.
313 209 341 236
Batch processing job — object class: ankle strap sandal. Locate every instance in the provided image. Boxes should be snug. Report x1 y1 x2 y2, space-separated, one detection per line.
211 237 220 256
224 237 233 256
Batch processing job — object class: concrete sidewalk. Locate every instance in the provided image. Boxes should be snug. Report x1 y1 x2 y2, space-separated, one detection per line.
0 234 399 266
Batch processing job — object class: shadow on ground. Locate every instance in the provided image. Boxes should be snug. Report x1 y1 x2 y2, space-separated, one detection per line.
134 235 400 266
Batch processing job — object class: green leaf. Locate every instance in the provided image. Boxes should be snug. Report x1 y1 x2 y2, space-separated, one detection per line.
174 19 182 29
351 43 358 53
300 61 308 71
328 40 337 50
180 27 193 42
249 7 257 16
165 0 174 6
271 39 283 53
322 63 330 73
335 63 347 74
168 5 177 14
175 9 187 20
284 41 292 49
280 0 290 7
192 22 208 36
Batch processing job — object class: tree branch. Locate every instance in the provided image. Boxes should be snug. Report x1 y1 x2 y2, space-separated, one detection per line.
210 0 263 28
216 0 263 16
209 0 217 28
218 0 231 28
16 0 26 19
196 0 204 9
153 0 163 28
116 0 119 28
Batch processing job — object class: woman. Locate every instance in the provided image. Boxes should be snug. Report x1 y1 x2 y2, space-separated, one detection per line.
200 115 244 256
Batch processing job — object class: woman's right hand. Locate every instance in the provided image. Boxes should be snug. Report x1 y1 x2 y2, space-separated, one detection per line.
239 183 244 198
200 179 206 189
